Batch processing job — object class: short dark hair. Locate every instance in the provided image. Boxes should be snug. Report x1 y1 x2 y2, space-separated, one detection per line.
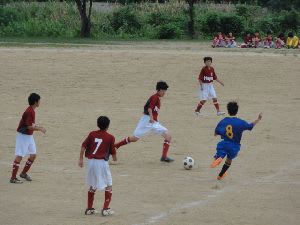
156 81 169 91
28 93 40 105
203 57 212 63
288 32 294 37
227 102 239 116
97 116 110 130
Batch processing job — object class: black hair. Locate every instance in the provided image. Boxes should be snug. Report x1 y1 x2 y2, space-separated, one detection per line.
97 116 110 130
288 32 294 37
278 32 285 38
28 93 40 105
227 102 239 116
203 57 212 63
254 30 259 33
267 31 272 35
156 81 169 91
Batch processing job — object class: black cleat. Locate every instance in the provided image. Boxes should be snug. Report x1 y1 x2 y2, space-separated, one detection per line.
85 208 96 215
20 173 32 181
160 156 174 163
10 178 23 184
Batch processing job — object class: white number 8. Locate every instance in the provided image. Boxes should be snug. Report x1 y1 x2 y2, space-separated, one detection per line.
93 138 103 154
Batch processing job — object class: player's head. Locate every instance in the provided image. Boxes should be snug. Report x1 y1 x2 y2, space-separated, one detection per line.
227 101 239 116
203 57 212 66
97 116 110 130
288 32 294 38
156 80 169 97
28 93 40 106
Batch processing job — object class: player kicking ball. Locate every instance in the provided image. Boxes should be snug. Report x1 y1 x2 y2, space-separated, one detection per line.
10 93 46 184
114 81 174 162
210 102 262 180
78 116 117 216
195 56 225 116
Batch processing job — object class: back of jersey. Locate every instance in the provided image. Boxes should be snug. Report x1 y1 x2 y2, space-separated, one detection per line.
82 130 116 161
215 117 254 144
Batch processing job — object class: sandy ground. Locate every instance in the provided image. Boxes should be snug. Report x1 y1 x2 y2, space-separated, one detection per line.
0 42 299 225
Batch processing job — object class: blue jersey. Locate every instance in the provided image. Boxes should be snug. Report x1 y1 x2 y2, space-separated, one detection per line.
215 117 254 144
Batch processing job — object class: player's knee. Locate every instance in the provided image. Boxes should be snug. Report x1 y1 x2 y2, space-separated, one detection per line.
225 158 232 165
29 154 36 161
130 136 139 142
15 156 22 162
212 98 217 102
163 133 171 142
106 186 112 191
201 100 206 104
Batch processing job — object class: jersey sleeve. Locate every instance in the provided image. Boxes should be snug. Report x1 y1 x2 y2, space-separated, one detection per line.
148 95 158 110
242 120 254 131
110 136 116 155
212 68 218 80
81 133 91 149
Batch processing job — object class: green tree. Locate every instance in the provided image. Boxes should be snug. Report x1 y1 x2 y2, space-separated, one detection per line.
75 0 93 37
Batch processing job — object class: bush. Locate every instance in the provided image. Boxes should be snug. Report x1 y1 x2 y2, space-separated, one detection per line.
158 23 181 39
111 7 141 34
219 14 244 35
276 10 300 33
0 8 20 26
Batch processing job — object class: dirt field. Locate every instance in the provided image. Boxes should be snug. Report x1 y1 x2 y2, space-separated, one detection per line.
0 42 299 225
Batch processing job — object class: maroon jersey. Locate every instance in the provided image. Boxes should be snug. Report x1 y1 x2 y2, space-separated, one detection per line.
82 130 116 161
17 106 35 135
143 93 160 121
198 66 217 83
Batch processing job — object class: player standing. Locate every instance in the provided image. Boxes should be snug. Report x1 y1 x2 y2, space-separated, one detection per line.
10 93 46 184
195 57 225 116
114 81 174 162
78 116 116 216
210 102 262 180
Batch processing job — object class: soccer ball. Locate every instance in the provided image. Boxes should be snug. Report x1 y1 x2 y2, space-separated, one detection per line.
183 156 195 170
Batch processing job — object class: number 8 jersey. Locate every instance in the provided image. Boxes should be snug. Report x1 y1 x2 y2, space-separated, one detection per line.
82 130 116 160
215 117 254 144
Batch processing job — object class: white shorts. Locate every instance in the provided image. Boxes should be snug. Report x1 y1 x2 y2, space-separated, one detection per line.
15 132 36 157
133 115 168 138
86 159 112 190
198 83 217 100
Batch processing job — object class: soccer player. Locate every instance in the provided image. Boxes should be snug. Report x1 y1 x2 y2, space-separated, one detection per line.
114 81 174 162
79 116 117 216
210 102 262 180
10 93 46 184
195 57 225 116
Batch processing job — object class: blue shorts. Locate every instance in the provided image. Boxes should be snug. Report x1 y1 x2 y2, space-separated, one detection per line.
214 140 241 160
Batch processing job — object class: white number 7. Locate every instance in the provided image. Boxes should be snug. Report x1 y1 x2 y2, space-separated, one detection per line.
93 138 103 154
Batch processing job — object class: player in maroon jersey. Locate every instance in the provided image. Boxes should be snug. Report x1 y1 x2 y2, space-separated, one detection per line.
195 57 225 116
114 81 174 162
10 93 46 184
79 116 117 216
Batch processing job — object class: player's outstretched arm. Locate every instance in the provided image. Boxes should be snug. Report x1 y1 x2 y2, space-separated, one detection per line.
112 154 117 161
78 147 85 168
252 113 263 127
28 124 46 134
216 78 224 86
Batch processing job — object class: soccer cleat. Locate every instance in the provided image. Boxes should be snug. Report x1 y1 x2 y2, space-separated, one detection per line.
160 156 174 163
210 157 223 168
102 208 114 216
217 111 225 116
217 172 227 180
20 173 32 181
85 208 97 215
10 178 23 184
195 111 202 116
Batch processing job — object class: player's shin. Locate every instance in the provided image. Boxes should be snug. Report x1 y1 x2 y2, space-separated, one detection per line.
87 188 95 209
219 161 231 177
162 140 170 158
213 100 220 111
11 160 20 179
21 158 34 174
103 188 112 209
114 137 130 149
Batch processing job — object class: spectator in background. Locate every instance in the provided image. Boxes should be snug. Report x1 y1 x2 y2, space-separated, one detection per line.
263 32 274 48
252 31 262 48
286 32 299 49
225 32 237 48
275 33 286 49
212 32 226 48
240 32 253 48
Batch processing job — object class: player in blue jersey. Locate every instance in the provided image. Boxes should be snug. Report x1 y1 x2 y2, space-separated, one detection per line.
210 101 262 180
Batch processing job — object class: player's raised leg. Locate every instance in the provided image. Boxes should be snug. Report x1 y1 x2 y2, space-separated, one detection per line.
115 136 139 149
217 158 232 180
10 156 23 183
102 186 114 216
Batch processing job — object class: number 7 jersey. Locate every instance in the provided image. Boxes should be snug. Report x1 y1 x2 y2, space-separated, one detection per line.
215 117 254 144
82 130 116 160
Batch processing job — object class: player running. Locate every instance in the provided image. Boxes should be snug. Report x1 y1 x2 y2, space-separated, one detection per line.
10 93 46 184
79 116 116 216
114 81 174 162
210 101 262 180
195 56 225 116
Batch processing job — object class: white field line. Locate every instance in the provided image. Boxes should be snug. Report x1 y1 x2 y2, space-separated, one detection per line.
133 160 300 225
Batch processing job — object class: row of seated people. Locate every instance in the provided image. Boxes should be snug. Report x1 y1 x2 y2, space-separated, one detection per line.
212 31 299 49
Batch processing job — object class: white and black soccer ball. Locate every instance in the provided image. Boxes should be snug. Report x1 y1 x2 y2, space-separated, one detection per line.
183 156 195 170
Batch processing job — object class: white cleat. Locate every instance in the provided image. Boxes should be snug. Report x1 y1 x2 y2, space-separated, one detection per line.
102 208 114 216
195 111 203 116
217 111 225 116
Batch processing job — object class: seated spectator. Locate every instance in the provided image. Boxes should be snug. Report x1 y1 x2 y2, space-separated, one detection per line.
286 32 299 49
252 31 262 48
263 32 274 48
212 32 226 48
225 32 237 48
240 32 253 48
275 33 286 49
